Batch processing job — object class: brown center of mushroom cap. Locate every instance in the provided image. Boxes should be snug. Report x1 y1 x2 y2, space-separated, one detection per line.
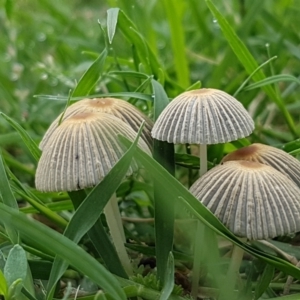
222 144 259 162
86 98 115 108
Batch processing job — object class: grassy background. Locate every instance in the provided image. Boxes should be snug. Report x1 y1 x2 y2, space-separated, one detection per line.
1 0 300 299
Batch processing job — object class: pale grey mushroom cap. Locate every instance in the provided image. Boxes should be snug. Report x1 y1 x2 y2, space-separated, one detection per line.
190 160 300 240
151 88 254 144
35 112 151 192
39 97 153 150
222 143 300 188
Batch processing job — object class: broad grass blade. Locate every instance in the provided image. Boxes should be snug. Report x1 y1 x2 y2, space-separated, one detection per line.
159 252 174 300
0 203 126 300
152 79 175 283
71 49 107 98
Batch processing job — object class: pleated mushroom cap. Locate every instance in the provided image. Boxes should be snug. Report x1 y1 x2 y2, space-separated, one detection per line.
222 143 300 188
39 97 153 150
35 112 151 192
190 160 300 240
152 88 254 144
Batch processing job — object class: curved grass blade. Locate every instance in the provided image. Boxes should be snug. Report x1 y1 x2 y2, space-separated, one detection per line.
0 203 126 300
35 92 153 102
205 0 296 136
120 137 300 280
46 124 144 299
244 74 300 91
233 56 277 97
0 113 41 161
71 49 107 98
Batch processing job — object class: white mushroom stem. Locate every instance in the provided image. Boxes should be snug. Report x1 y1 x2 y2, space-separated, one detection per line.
226 239 247 291
191 144 207 298
199 144 207 176
104 194 132 275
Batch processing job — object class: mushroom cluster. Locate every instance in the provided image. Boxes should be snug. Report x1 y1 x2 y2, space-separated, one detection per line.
36 97 153 275
151 87 300 296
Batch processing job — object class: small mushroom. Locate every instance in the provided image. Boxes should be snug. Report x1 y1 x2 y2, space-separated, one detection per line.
40 97 153 150
152 88 254 175
222 143 300 188
190 160 300 292
36 112 151 275
190 160 300 240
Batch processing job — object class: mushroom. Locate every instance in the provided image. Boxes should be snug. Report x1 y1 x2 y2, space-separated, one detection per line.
222 143 300 188
39 97 153 150
190 160 300 240
36 112 151 275
190 160 300 292
152 88 254 175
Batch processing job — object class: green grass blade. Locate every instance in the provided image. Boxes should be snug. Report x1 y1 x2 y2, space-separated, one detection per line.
0 151 18 244
233 56 277 97
71 49 107 98
0 152 18 210
162 0 190 88
111 9 163 79
7 168 67 228
159 252 175 300
152 79 175 283
0 203 126 300
107 8 119 44
205 0 296 135
46 124 143 299
254 264 275 300
69 191 127 278
0 113 41 161
35 92 153 102
244 74 300 91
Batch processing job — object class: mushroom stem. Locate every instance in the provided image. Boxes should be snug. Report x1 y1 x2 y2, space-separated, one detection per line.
199 144 207 176
104 194 132 275
226 239 246 291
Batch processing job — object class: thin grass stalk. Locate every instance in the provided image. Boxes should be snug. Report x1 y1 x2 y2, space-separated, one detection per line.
104 194 132 275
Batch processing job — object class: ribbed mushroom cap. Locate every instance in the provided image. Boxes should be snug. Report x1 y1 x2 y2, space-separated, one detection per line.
152 88 254 144
222 143 300 188
35 112 151 192
190 160 300 240
39 97 153 150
